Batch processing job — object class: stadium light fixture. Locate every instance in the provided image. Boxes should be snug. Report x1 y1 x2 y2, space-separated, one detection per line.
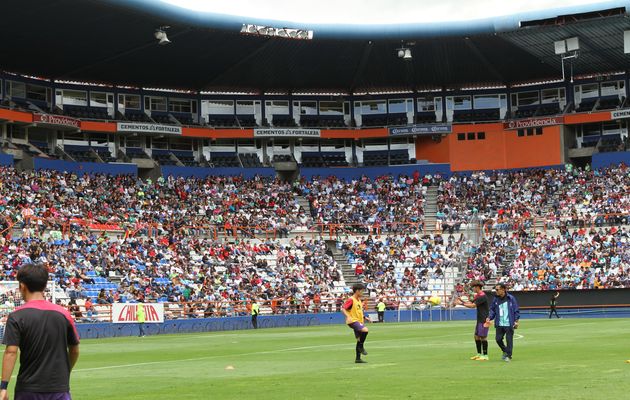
554 37 579 82
155 26 171 45
396 47 412 60
240 24 313 40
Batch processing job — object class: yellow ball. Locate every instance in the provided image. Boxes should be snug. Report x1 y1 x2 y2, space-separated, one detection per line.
429 296 441 306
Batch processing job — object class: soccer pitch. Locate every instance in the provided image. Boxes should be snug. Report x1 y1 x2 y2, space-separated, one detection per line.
69 319 628 399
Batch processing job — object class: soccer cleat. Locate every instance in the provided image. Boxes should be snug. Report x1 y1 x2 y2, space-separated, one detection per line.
470 354 481 360
477 355 489 361
360 347 368 356
355 359 368 364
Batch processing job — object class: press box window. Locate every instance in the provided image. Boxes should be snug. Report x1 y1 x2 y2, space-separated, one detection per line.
477 132 485 140
535 127 543 135
467 132 475 140
457 133 465 141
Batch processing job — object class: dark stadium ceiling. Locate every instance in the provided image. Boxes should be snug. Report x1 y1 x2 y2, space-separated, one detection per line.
1 0 630 94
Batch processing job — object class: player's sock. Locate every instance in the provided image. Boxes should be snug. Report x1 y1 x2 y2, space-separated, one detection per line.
355 342 362 361
482 340 488 355
475 340 482 355
359 332 368 355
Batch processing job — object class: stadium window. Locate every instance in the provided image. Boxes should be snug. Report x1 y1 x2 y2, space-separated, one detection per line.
146 96 167 112
601 80 624 97
535 127 543 135
206 100 235 115
457 133 465 141
577 83 599 99
541 88 565 104
90 92 108 108
265 100 289 115
7 81 26 98
26 84 48 103
121 94 141 110
517 129 524 137
477 132 485 140
236 100 255 115
359 100 387 115
454 96 472 110
467 132 475 140
417 96 435 112
61 89 87 106
473 94 501 109
527 128 534 136
388 99 408 113
319 101 343 115
169 98 193 113
516 91 540 106
298 101 317 115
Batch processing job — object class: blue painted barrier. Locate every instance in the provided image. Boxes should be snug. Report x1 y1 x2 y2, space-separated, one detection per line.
300 164 451 181
34 157 137 176
160 166 276 179
592 151 630 169
0 153 13 166
76 307 630 339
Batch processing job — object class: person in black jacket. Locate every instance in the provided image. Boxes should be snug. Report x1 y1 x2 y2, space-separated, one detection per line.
549 292 560 319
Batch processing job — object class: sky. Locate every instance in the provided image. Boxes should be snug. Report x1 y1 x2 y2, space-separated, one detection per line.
160 0 614 24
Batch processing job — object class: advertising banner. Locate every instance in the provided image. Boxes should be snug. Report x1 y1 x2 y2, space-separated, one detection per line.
503 116 564 130
611 109 630 120
117 122 182 135
253 128 320 137
33 113 81 129
388 124 452 136
112 303 164 324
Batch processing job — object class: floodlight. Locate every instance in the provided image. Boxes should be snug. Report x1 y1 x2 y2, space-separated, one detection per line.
554 40 567 55
566 37 579 52
403 48 412 60
155 27 171 45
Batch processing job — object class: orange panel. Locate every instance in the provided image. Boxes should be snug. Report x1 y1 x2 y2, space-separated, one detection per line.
449 129 506 171
320 128 388 139
448 124 563 171
81 121 117 132
182 127 254 138
0 108 33 123
414 136 450 163
504 126 562 169
564 111 611 125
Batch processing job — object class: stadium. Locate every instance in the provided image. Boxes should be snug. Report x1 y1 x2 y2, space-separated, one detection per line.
0 0 629 398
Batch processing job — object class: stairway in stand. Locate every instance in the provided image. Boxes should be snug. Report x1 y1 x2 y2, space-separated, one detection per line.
423 185 439 232
325 240 358 287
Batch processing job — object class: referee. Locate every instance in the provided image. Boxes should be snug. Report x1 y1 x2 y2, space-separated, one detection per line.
1 263 80 400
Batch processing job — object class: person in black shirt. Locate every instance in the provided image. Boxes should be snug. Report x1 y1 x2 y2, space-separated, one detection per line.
1 263 80 400
458 281 490 361
549 291 560 319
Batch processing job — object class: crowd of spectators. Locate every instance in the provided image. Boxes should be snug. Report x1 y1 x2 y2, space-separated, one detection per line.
0 227 347 319
300 174 428 233
1 164 630 322
498 227 630 290
435 164 630 232
339 233 464 307
0 167 306 237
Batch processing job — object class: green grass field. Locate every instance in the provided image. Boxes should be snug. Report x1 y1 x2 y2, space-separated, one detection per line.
67 319 629 399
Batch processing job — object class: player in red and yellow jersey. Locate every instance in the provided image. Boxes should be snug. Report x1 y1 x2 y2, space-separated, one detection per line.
342 283 370 363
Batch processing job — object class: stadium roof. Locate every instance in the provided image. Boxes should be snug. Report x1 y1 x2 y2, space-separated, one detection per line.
1 0 630 94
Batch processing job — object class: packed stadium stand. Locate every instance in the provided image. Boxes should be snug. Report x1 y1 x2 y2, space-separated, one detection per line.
0 0 630 324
